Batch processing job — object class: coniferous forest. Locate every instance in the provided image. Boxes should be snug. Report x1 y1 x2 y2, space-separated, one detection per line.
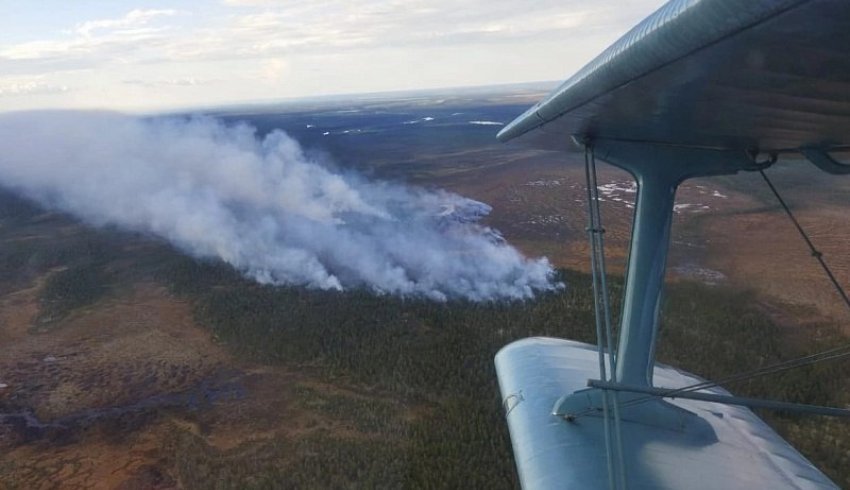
0 158 848 488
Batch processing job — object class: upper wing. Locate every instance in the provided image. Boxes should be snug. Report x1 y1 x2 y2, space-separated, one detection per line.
497 0 850 154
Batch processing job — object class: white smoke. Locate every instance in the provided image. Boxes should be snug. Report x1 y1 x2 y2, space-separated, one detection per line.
0 111 559 301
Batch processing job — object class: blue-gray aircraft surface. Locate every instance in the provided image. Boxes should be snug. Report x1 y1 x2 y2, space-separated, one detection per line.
495 1 850 488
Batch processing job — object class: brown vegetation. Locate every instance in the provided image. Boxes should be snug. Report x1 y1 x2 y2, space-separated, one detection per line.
1 119 849 488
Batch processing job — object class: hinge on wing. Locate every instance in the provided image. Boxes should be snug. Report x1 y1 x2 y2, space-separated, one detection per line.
802 147 850 175
745 148 777 170
503 391 524 415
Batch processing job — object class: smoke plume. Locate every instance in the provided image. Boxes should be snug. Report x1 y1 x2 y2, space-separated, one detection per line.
0 111 559 301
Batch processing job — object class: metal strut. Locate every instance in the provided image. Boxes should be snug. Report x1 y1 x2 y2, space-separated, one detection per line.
583 143 626 490
564 153 850 424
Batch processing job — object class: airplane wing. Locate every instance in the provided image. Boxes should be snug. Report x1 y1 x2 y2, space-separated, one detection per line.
496 338 835 489
495 1 848 488
497 0 850 155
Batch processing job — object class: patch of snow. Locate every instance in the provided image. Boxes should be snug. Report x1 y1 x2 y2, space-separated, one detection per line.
598 181 637 195
674 203 711 214
594 181 636 207
672 263 727 285
525 179 562 187
403 116 436 125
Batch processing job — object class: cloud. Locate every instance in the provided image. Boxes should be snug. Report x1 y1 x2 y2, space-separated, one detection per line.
122 78 213 88
260 58 289 81
74 9 179 37
210 1 598 52
0 79 69 97
1 2 662 73
0 9 180 76
0 1 667 109
221 0 280 6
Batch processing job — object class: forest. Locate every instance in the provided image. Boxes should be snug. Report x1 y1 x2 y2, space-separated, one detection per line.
155 252 850 488
0 187 847 489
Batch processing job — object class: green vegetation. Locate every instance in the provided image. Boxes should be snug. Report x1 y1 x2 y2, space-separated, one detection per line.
167 429 409 490
659 283 850 484
0 186 846 487
35 264 111 327
155 256 850 488
0 189 141 325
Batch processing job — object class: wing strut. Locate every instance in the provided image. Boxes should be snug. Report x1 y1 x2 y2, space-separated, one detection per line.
553 141 759 425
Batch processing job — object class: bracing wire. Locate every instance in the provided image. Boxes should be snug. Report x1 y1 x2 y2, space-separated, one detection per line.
571 337 850 418
583 143 626 489
583 144 615 489
758 169 850 310
589 146 627 489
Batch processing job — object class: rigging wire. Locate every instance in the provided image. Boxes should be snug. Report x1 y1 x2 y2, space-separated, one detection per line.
583 144 615 490
570 337 850 418
583 143 626 489
758 169 850 310
590 146 627 489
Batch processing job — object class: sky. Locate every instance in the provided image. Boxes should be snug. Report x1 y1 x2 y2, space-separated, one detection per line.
0 0 667 113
